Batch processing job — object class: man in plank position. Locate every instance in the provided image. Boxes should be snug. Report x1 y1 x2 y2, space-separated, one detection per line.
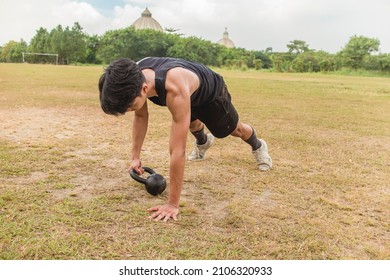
99 57 272 222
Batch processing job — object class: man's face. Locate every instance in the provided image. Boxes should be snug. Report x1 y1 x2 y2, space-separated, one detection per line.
126 86 147 112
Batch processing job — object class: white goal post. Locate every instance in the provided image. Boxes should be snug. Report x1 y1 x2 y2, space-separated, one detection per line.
22 52 59 65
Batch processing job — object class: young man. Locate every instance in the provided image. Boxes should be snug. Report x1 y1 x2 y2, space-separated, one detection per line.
99 57 272 222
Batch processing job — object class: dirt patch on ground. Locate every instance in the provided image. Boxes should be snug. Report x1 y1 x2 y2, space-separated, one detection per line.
0 107 101 143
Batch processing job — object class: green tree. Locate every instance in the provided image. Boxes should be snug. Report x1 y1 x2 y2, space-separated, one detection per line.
42 22 87 64
287 40 310 54
167 36 219 65
363 55 380 71
47 25 65 63
339 35 380 69
85 34 101 64
217 46 238 67
0 40 27 62
135 29 177 60
291 52 320 72
28 27 51 63
97 27 178 63
378 54 390 72
317 51 338 72
251 50 273 69
29 27 49 53
96 29 126 63
271 52 294 72
66 22 87 63
291 50 337 73
218 47 251 69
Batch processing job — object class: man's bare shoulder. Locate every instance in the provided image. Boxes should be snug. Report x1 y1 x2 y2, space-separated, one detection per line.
166 67 200 95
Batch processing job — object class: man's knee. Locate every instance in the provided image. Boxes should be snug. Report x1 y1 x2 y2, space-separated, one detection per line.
189 119 204 132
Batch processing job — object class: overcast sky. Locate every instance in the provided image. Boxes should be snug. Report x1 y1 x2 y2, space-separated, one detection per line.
1 0 389 53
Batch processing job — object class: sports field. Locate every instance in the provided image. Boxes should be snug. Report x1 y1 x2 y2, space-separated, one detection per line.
0 63 389 259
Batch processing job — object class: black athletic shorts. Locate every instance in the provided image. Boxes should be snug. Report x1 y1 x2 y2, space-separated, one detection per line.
190 84 239 138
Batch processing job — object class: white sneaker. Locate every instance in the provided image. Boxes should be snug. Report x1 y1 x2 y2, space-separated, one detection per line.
188 133 215 160
252 139 272 171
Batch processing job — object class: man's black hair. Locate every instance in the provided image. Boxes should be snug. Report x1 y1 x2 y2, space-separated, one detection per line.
99 58 145 115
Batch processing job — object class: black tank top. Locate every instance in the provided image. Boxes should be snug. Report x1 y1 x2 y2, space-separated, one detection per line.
137 57 224 107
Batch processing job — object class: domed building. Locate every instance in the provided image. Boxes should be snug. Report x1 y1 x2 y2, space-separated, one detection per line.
131 8 163 32
217 28 235 48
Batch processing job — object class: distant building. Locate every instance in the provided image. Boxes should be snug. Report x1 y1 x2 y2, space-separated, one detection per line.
217 28 235 48
131 8 163 32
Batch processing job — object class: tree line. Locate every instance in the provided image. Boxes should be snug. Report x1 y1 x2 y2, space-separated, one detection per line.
1 22 389 73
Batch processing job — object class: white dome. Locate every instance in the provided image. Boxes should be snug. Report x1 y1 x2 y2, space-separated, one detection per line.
217 28 235 48
132 8 163 32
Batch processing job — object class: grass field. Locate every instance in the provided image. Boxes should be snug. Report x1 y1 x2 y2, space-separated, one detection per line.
0 63 389 260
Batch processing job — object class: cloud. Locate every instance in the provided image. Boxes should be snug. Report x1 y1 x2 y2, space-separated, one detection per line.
53 2 102 25
1 0 389 53
105 0 390 52
111 5 142 29
0 0 109 43
52 1 110 35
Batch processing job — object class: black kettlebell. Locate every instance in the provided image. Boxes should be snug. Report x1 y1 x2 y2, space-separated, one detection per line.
129 167 166 196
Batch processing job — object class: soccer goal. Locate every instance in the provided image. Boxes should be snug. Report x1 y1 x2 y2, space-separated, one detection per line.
22 52 59 65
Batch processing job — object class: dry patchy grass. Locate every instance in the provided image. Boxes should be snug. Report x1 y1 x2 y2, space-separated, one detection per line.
0 64 389 259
